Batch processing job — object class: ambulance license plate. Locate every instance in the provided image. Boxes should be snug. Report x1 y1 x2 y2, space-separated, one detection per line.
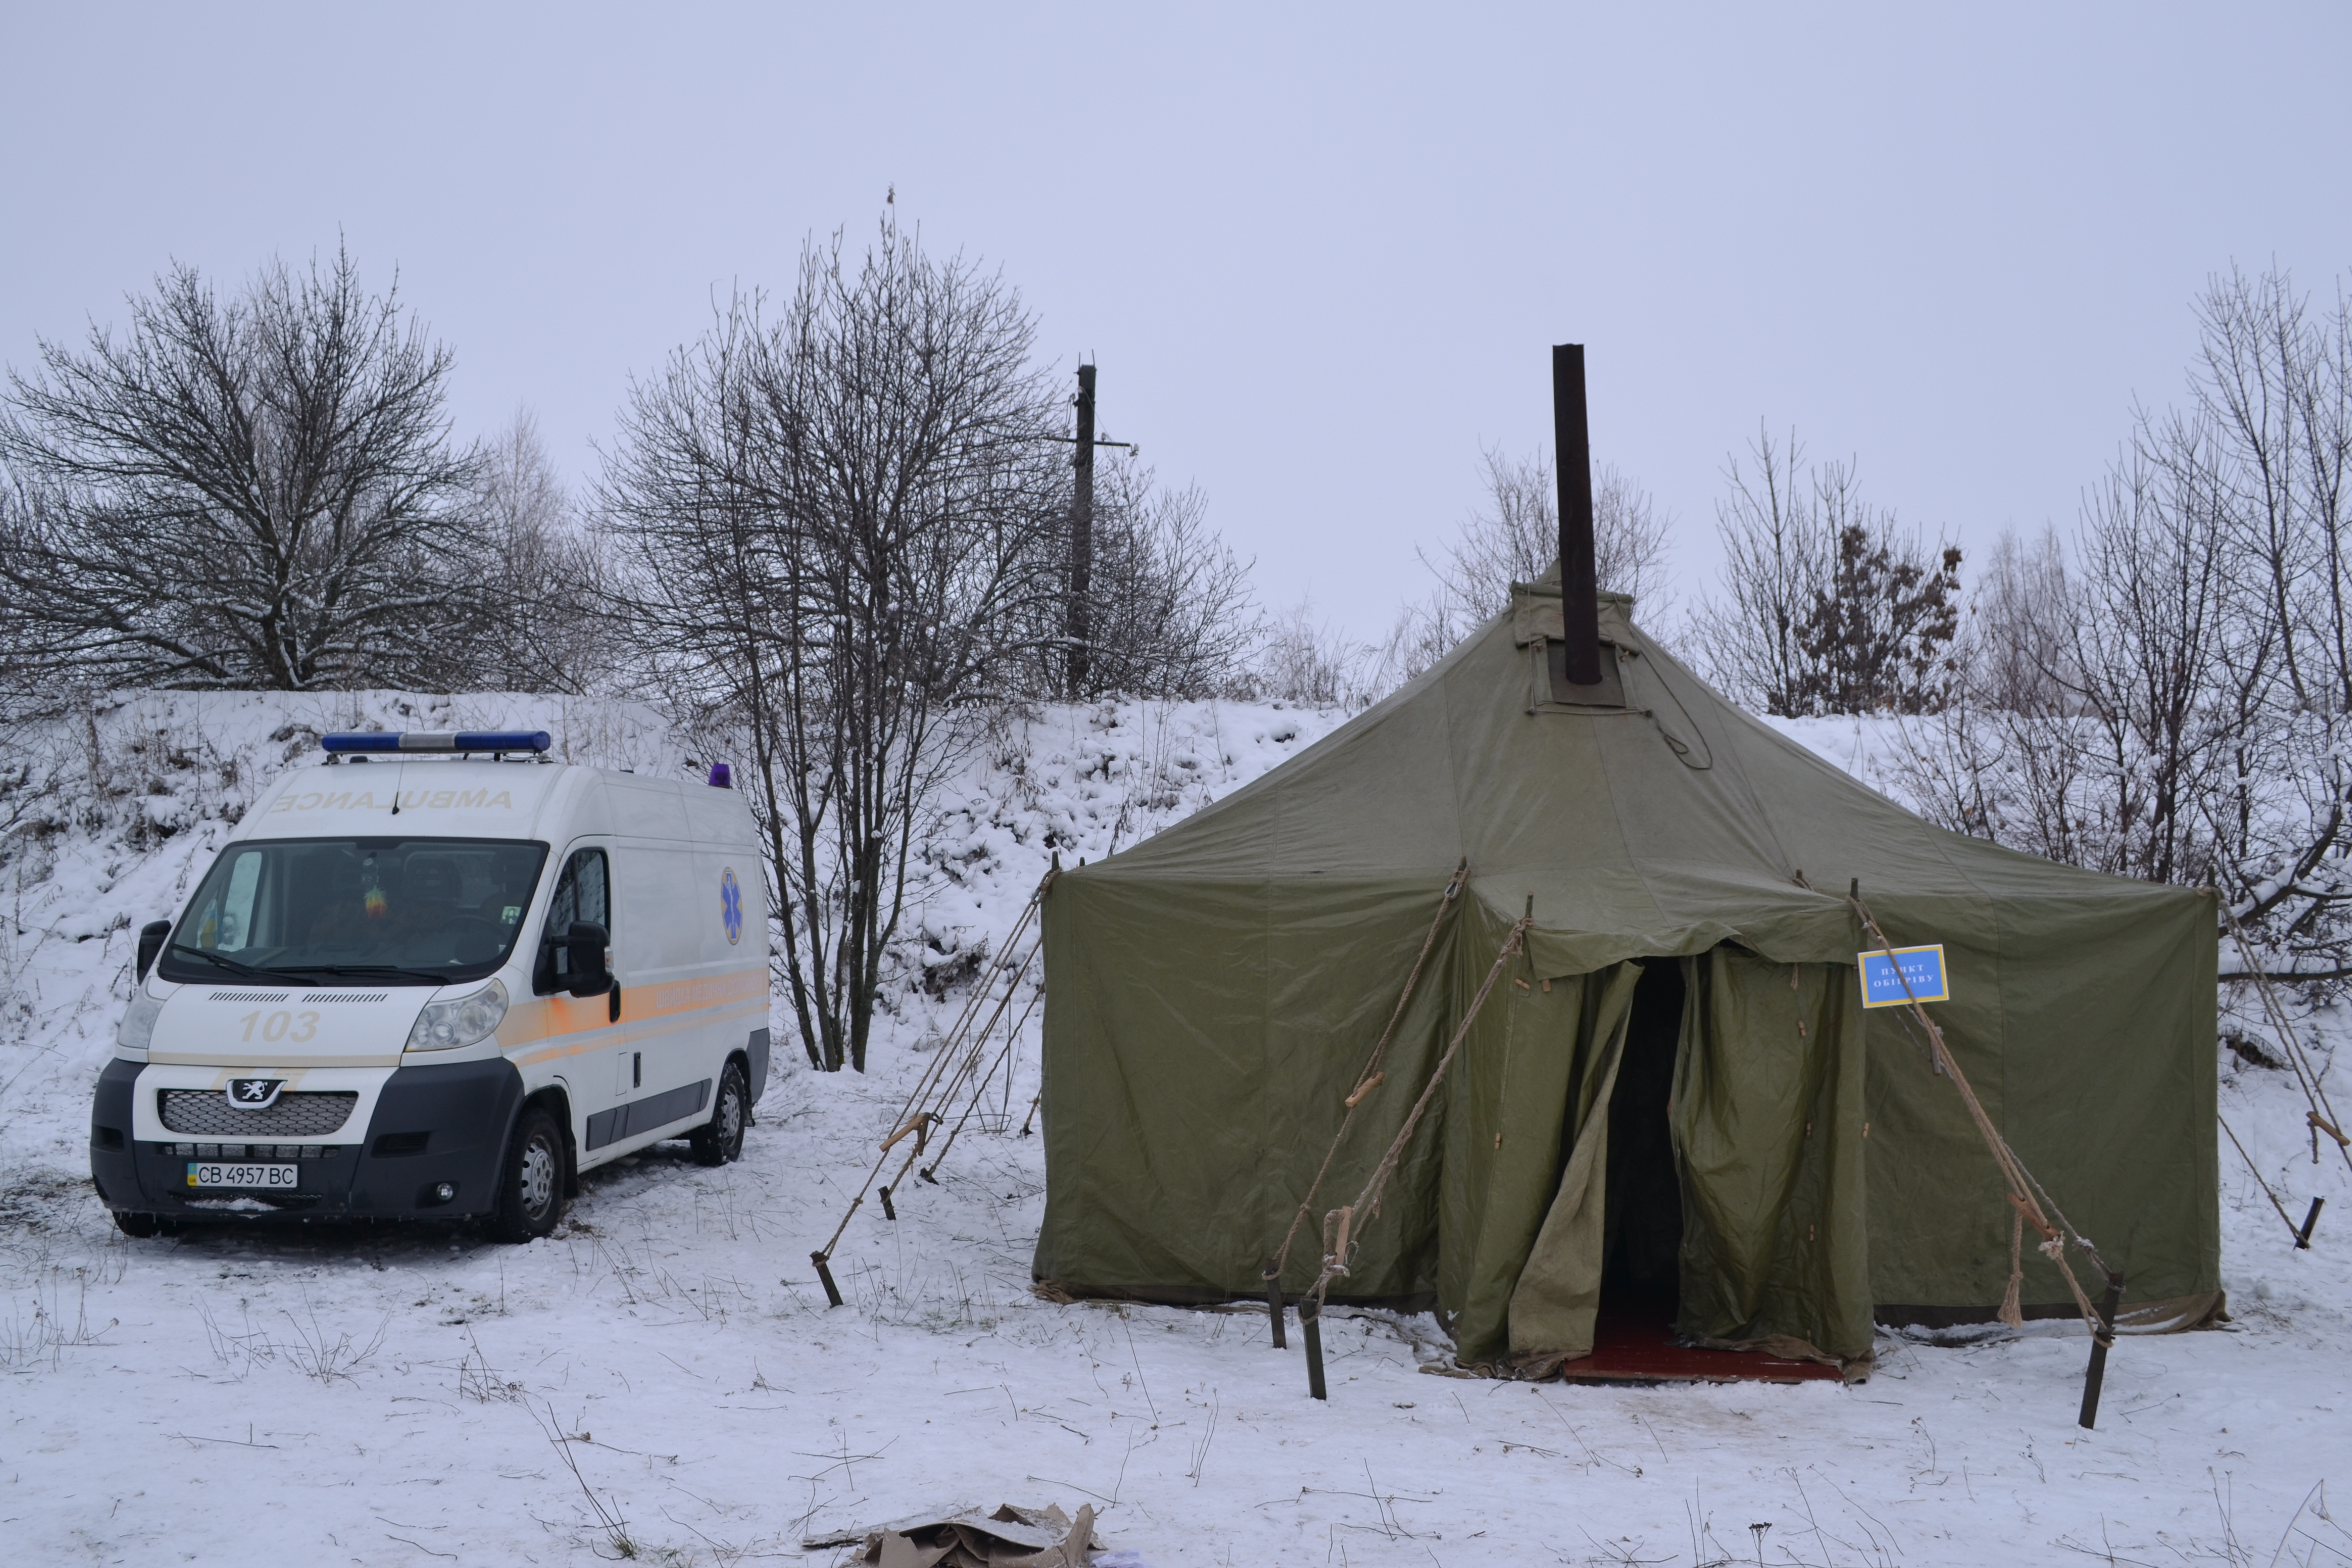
186 1162 302 1189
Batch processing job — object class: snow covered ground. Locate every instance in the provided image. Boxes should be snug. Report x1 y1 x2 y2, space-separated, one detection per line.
3 693 2348 1566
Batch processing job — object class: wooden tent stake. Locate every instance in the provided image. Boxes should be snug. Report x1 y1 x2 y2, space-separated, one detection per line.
2078 1271 2125 1429
811 1250 843 1308
1300 1297 1328 1400
1262 1257 1287 1349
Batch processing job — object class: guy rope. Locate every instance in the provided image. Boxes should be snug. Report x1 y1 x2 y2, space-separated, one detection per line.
1848 882 2125 1427
2222 900 2352 1189
1261 860 1468 1346
917 982 1045 1186
808 862 1055 1308
2220 1111 2323 1249
1291 899 1532 1399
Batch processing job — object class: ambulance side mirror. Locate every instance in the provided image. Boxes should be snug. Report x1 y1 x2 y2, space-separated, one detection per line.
136 920 173 981
565 921 612 998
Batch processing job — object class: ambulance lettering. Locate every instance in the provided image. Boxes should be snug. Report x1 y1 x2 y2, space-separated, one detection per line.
269 790 367 814
394 788 511 811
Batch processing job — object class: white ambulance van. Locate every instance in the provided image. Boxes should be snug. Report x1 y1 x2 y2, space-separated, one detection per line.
88 730 772 1242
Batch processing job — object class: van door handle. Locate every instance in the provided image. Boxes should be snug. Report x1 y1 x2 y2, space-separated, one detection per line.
609 984 622 1025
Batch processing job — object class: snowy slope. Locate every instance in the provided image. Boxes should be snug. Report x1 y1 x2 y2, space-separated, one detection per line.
1 694 2348 1566
1757 716 1925 805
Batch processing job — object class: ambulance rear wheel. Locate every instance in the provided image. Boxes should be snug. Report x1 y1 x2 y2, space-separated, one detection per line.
491 1105 568 1242
113 1211 161 1238
691 1060 749 1167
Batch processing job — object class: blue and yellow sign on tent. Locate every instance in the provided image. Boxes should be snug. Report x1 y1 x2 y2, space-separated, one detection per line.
1859 943 1948 1008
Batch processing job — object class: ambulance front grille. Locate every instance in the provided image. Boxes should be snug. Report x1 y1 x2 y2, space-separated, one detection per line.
158 1090 359 1137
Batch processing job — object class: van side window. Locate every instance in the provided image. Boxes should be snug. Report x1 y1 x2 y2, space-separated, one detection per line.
535 848 610 996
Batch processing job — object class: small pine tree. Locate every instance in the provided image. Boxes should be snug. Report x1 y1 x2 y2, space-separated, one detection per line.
1792 524 1963 715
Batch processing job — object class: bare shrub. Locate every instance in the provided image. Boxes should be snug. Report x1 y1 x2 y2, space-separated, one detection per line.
1246 601 1393 711
281 1294 390 1384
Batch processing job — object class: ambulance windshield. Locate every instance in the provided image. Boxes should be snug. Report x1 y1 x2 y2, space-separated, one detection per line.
156 838 552 988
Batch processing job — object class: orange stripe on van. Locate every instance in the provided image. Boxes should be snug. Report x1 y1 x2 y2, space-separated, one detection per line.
495 967 767 1049
510 1001 765 1069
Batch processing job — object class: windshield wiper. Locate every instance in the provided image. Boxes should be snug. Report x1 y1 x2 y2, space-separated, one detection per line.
272 963 467 985
168 946 299 982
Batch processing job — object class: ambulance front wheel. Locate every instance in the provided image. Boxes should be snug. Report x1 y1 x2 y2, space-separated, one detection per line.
113 1210 162 1238
691 1060 749 1167
491 1104 569 1242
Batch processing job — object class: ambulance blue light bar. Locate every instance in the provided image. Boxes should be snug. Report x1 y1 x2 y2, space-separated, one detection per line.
322 731 552 754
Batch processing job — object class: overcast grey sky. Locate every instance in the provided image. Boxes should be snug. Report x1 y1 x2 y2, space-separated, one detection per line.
5 4 2347 641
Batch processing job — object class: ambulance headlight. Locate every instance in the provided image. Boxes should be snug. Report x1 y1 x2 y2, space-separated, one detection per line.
405 979 508 1052
117 989 165 1054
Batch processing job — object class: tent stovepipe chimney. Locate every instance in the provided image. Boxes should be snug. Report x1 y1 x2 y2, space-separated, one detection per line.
1552 343 1603 685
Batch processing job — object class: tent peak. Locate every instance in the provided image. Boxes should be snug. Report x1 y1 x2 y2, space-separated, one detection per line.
1516 566 1634 610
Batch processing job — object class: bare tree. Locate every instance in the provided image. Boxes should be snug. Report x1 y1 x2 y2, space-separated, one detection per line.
603 216 1064 1072
2069 440 2243 886
1423 446 1670 624
1892 264 2352 980
467 412 612 693
0 248 485 690
0 482 66 846
1361 446 1673 691
1064 454 1259 699
1892 530 2094 861
1694 428 1962 716
2191 266 2352 969
1900 444 2264 910
1689 428 1825 713
1969 526 2076 713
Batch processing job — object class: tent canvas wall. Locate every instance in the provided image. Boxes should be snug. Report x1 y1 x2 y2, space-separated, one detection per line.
1034 584 2219 1369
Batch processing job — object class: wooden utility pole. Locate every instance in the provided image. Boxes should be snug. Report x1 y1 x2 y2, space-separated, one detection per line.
1061 362 1134 700
1067 364 1097 699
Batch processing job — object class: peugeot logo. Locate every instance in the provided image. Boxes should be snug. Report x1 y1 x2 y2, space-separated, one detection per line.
227 1078 285 1110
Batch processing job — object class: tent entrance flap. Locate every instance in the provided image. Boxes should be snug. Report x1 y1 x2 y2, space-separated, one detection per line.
1502 959 1684 1365
1503 949 1875 1374
1673 948 1874 1361
1444 960 1639 1367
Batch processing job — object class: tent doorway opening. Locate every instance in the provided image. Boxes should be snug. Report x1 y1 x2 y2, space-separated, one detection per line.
1564 953 1845 1383
1598 958 1685 1340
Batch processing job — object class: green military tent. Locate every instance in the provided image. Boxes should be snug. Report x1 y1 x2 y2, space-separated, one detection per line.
1034 579 2220 1371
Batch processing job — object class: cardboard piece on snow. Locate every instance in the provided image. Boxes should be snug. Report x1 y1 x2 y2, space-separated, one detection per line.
829 1501 1106 1567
